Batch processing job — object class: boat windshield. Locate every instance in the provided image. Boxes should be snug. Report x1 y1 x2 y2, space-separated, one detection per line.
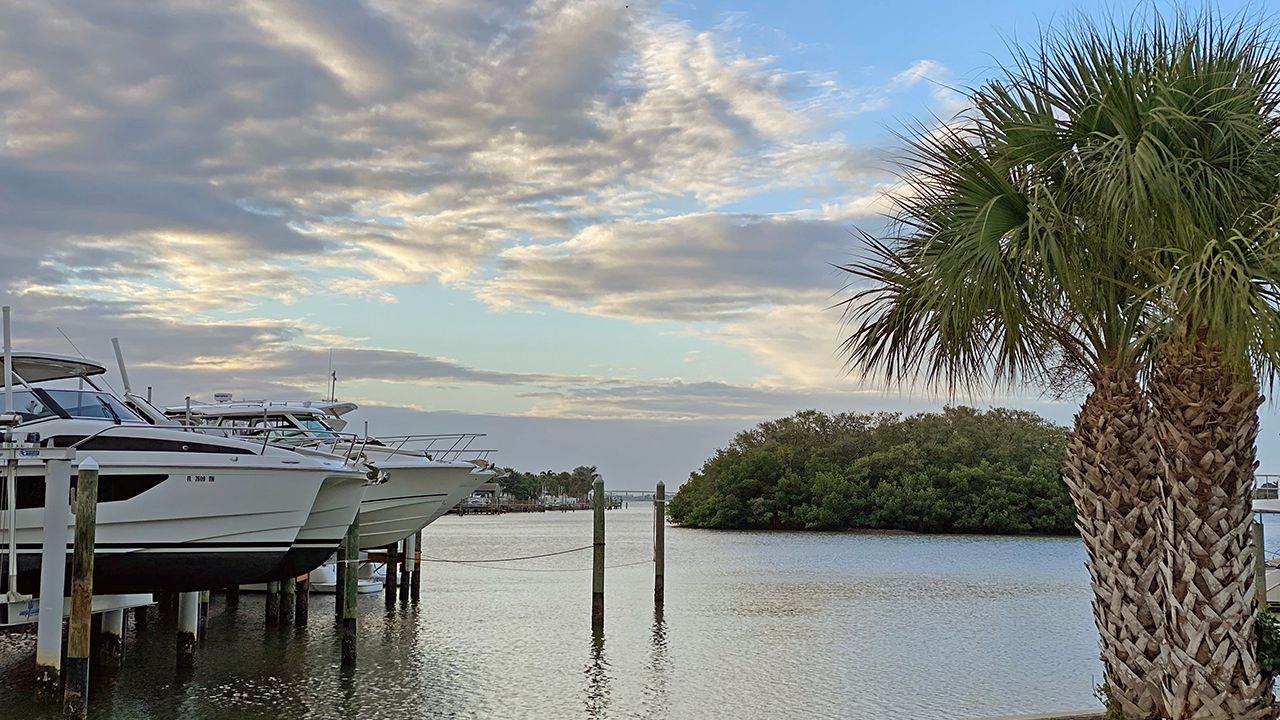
11 389 144 423
295 415 340 438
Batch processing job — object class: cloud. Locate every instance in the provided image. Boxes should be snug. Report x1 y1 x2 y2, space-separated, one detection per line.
486 213 856 321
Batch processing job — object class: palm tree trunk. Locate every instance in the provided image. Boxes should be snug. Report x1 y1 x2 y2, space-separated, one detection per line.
1063 364 1165 719
1152 331 1272 720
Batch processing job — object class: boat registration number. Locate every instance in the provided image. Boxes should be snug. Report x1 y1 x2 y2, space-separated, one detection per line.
186 475 216 483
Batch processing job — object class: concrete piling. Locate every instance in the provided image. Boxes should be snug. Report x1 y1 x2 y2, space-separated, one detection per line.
266 581 281 626
295 577 310 626
410 530 422 602
177 591 199 668
654 481 665 608
281 577 295 626
64 457 100 720
99 609 125 668
34 455 73 701
592 476 605 630
341 518 360 666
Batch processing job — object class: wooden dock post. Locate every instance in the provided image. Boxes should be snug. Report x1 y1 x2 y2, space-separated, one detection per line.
1255 521 1268 609
198 589 210 638
335 553 347 621
176 591 199 668
654 481 665 608
225 585 239 610
34 454 73 700
592 476 605 630
341 518 359 666
384 542 398 608
98 609 125 668
410 530 422 602
265 581 281 626
281 577 295 626
64 456 100 720
398 536 411 604
295 576 309 626
134 604 148 632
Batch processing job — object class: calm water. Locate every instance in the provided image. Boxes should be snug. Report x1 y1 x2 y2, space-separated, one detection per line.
0 506 1103 719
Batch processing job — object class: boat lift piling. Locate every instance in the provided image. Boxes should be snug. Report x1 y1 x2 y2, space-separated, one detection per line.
410 530 422 602
334 554 347 621
654 481 665 609
34 453 75 699
398 536 411 605
265 581 281 626
295 576 309 626
176 592 198 668
99 609 124 668
592 476 605 631
384 541 398 608
341 518 359 666
198 589 210 638
64 456 100 720
281 577 295 626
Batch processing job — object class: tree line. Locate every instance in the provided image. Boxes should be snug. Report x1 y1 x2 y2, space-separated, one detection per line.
667 407 1074 535
496 465 598 501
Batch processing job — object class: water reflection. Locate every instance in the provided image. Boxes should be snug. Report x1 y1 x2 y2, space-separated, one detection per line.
583 628 611 719
640 609 670 719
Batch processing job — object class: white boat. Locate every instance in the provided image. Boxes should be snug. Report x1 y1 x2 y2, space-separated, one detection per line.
165 399 493 550
0 354 367 594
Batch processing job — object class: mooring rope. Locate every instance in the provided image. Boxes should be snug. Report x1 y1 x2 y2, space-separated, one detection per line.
420 556 654 573
421 545 595 564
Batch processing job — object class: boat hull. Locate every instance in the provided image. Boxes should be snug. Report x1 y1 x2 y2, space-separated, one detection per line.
3 453 327 593
356 462 476 549
252 472 368 582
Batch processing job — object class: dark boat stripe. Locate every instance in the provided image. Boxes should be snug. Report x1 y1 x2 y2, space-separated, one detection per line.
365 493 448 502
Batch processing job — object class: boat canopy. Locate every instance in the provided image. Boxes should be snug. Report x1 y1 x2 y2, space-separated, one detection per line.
8 352 108 383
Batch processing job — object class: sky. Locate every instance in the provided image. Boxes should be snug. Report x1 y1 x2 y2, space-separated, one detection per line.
0 0 1274 487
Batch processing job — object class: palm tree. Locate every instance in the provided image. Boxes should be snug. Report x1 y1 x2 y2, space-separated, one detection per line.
838 13 1280 719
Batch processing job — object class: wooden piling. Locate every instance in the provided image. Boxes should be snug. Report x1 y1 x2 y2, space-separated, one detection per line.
134 604 148 632
64 457 100 720
335 551 347 621
654 481 665 608
592 476 605 630
384 542 398 608
225 584 239 610
1255 521 1268 609
410 530 422 602
265 581 281 626
198 589 210 638
398 536 411 604
99 609 125 668
341 518 360 666
281 577 295 626
295 576 310 626
176 591 199 668
34 455 73 701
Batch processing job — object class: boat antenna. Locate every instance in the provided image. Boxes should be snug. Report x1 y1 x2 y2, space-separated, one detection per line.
111 337 132 395
56 327 118 394
3 307 11 417
327 349 334 401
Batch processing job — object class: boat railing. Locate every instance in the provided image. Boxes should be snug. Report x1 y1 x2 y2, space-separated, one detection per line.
1258 474 1280 501
64 422 370 461
367 433 495 462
